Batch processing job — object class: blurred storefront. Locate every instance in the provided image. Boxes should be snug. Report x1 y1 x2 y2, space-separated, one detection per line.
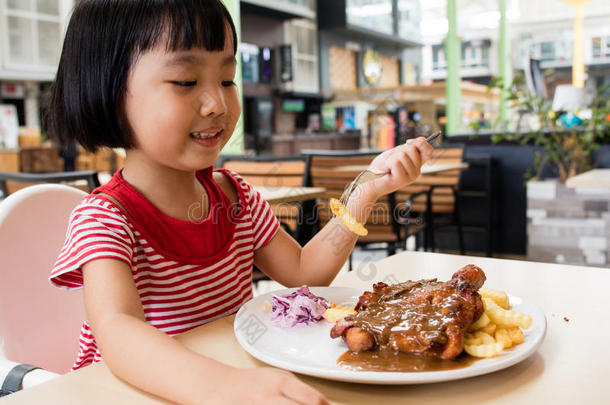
316 0 427 151
328 81 498 147
428 39 493 85
239 0 326 155
513 0 610 96
418 0 610 133
0 0 72 147
2 0 607 158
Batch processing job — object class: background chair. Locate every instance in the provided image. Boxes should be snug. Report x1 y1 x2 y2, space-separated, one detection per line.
0 184 88 393
302 150 426 270
415 153 497 257
454 154 497 257
405 145 465 254
0 170 100 199
218 155 306 187
218 155 308 282
219 155 307 236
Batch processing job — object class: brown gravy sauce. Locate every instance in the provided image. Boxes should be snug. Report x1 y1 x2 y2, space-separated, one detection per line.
337 348 478 372
352 280 468 347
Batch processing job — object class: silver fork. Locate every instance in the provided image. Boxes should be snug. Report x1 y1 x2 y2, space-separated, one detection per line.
338 131 442 205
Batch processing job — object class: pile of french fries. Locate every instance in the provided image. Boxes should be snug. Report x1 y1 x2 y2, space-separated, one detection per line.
324 304 357 323
464 287 533 358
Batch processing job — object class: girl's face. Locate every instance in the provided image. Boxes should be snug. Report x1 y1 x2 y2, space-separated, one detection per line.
123 32 240 172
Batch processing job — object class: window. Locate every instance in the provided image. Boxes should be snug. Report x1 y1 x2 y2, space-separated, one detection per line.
240 43 274 85
462 41 491 68
285 0 312 6
432 46 446 71
283 18 318 93
433 40 490 71
593 37 602 58
592 36 610 59
266 0 313 8
540 41 556 61
260 47 273 83
481 46 489 66
2 0 63 70
241 43 260 84
346 0 393 35
396 0 421 40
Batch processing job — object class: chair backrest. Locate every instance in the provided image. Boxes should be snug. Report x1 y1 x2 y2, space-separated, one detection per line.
220 156 307 234
220 157 306 187
0 184 87 373
303 151 401 243
0 170 101 197
396 146 464 214
303 146 464 242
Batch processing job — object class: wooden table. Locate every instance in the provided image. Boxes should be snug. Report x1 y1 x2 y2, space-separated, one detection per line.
4 251 608 404
256 186 326 246
421 161 468 175
256 186 326 204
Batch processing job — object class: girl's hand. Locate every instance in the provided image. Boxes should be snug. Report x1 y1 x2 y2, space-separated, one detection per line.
362 137 433 201
207 367 329 405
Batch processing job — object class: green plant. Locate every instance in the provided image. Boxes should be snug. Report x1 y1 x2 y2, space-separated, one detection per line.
485 75 610 182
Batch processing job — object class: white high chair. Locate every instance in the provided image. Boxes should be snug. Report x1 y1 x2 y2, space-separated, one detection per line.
0 184 88 394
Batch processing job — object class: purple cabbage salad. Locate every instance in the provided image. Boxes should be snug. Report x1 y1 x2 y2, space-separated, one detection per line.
270 286 330 328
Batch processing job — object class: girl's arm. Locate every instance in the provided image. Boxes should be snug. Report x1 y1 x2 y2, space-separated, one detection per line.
82 259 328 405
254 137 433 287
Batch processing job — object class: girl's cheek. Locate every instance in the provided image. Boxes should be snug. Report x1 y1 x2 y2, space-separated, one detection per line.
231 104 242 123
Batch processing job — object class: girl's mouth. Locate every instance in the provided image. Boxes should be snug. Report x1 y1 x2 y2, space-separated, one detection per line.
190 130 222 147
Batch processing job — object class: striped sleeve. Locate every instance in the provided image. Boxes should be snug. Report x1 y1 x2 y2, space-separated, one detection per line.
228 171 280 250
49 197 135 290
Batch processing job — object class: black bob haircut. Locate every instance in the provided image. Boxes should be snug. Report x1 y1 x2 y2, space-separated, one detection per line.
46 0 238 152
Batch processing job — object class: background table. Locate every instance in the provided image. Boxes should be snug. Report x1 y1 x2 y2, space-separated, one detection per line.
331 162 469 177
4 251 608 404
256 186 326 204
421 161 468 175
256 186 326 246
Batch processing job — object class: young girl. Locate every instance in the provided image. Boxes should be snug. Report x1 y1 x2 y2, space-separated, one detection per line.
47 1 433 404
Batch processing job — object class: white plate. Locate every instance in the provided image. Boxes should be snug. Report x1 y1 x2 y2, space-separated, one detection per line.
234 287 546 384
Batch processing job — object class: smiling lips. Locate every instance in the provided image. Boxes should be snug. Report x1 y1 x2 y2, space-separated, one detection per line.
190 128 223 146
190 127 222 139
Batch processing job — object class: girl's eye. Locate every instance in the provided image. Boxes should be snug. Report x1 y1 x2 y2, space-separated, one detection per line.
222 80 236 87
171 81 197 87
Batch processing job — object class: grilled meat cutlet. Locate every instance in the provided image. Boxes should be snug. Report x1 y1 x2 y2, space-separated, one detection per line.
331 264 486 360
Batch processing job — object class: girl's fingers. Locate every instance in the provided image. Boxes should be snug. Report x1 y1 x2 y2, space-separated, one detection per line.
390 152 411 180
369 136 432 194
404 151 421 179
281 377 329 405
396 137 432 162
401 137 432 157
413 137 434 162
392 147 421 182
405 144 424 169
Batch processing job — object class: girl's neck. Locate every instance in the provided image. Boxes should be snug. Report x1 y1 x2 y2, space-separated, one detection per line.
121 154 209 221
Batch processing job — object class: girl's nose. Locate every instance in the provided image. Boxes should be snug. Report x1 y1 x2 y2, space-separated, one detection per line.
194 88 227 117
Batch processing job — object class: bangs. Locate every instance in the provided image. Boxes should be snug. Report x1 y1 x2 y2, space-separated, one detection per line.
45 0 238 152
132 0 237 55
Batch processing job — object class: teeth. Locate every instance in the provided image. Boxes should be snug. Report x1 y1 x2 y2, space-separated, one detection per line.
191 131 219 139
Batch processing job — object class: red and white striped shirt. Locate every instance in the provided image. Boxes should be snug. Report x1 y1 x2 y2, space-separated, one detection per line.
49 167 279 370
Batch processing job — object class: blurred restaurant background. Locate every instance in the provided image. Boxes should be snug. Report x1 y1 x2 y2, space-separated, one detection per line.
0 0 609 269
